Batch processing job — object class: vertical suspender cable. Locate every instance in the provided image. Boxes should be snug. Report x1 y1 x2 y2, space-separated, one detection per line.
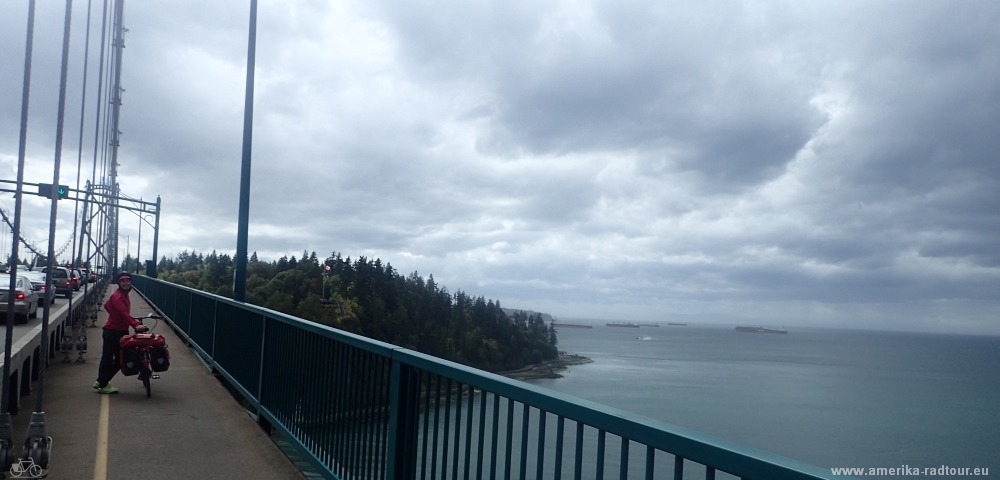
82 0 110 273
70 0 96 363
96 0 116 275
96 0 114 274
37 0 76 415
21 0 77 466
0 2 37 467
71 0 96 271
108 0 126 276
2 0 37 416
99 0 114 181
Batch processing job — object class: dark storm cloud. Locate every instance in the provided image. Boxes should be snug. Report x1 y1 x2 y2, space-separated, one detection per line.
1 2 93 157
0 1 115 249
367 0 827 188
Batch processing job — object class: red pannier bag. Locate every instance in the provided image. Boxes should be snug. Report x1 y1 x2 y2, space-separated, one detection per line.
120 333 170 373
120 333 166 348
120 347 141 376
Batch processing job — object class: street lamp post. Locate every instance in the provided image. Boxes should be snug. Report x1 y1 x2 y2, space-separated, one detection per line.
135 212 153 275
119 234 129 271
233 0 258 302
136 212 141 273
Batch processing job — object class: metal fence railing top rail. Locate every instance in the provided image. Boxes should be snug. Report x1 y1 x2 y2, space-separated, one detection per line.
131 276 854 480
391 348 835 480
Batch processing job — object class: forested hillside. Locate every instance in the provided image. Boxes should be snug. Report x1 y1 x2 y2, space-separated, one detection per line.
154 250 557 372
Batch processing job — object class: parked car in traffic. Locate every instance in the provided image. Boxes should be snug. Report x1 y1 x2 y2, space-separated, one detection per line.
0 274 39 324
20 270 56 307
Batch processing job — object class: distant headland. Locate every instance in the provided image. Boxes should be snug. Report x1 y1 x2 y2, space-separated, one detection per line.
499 352 593 381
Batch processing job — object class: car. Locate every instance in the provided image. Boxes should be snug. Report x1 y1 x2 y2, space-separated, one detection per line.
37 267 73 298
0 274 39 324
20 270 56 306
70 269 82 291
80 268 97 283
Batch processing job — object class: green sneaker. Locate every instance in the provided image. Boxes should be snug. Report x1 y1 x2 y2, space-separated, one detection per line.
97 384 119 394
93 381 101 389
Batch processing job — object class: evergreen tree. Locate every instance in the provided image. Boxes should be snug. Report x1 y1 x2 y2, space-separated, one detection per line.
152 248 558 372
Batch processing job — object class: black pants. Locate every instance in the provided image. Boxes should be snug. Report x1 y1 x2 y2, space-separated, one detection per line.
97 328 129 386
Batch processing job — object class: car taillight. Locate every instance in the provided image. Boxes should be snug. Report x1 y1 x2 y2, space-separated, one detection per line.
15 293 25 300
66 280 71 286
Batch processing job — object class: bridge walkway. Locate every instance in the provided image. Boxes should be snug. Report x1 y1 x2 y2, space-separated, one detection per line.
11 285 305 479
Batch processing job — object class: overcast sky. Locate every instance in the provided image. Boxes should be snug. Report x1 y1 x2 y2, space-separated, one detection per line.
1 0 998 334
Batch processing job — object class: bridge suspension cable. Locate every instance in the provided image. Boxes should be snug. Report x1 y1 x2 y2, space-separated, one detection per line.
0 205 79 263
0 207 47 260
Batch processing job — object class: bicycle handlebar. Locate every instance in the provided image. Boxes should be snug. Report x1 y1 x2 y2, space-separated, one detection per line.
131 313 162 331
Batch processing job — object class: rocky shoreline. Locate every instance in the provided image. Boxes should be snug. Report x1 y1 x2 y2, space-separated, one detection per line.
498 352 593 381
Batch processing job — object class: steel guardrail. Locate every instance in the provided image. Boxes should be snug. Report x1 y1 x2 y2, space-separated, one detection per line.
131 276 854 480
0 280 103 414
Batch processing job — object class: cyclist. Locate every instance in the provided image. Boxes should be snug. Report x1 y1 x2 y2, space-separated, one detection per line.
93 272 148 394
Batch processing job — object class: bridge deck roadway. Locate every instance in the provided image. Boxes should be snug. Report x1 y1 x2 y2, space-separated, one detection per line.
11 285 306 480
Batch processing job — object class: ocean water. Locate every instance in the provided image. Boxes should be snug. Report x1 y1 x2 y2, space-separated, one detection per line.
529 324 1000 475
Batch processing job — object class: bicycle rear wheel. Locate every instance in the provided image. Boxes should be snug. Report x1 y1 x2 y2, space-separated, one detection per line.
141 366 151 397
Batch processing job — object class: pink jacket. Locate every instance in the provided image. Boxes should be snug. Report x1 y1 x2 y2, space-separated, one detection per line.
103 288 139 331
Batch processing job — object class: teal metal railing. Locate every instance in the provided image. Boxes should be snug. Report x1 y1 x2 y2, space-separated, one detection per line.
131 276 851 480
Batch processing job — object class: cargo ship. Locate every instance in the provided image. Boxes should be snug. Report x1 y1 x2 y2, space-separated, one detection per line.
735 326 787 334
667 322 687 326
550 322 593 329
607 322 640 328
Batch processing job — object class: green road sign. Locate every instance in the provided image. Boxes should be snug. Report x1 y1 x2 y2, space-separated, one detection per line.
37 183 70 199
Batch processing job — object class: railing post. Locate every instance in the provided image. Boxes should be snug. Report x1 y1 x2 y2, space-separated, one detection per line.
385 360 417 480
256 314 270 434
208 299 220 373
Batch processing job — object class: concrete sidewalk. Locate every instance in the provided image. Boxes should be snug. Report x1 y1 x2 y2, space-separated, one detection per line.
11 285 306 480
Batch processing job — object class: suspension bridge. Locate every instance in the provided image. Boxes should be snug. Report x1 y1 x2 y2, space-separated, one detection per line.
0 1 855 479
